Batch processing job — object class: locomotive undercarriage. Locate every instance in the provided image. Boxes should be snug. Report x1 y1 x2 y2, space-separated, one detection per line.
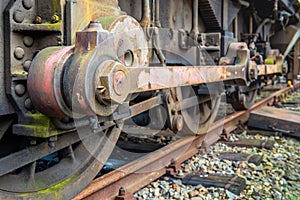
0 0 297 198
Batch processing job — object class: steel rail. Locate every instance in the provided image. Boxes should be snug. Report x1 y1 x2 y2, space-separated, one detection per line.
74 82 300 200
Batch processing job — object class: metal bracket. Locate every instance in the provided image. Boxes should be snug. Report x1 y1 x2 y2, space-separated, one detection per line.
115 187 134 200
268 125 294 134
166 159 181 176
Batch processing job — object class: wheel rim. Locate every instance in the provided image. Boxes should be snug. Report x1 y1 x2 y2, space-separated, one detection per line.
231 89 257 110
0 125 121 199
176 86 221 135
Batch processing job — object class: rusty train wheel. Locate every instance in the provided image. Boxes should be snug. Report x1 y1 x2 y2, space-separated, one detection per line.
0 125 121 199
176 86 221 135
230 90 257 111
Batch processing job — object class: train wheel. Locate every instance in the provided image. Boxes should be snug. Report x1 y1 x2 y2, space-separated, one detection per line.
0 125 121 199
230 89 257 110
176 86 221 135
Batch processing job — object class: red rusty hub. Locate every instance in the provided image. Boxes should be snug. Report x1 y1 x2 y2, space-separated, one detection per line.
27 46 75 118
27 15 149 118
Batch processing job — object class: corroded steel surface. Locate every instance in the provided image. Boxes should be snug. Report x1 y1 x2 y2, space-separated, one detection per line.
27 46 74 118
248 106 300 138
129 65 246 93
257 64 282 76
74 82 300 200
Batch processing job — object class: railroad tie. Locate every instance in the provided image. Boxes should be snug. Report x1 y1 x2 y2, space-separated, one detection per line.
182 173 246 195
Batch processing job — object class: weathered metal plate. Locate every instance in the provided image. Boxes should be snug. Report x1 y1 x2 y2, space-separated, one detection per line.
223 139 275 149
248 106 300 138
182 173 246 195
219 152 262 165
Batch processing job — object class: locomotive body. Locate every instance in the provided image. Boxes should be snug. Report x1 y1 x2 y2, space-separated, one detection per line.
0 0 299 199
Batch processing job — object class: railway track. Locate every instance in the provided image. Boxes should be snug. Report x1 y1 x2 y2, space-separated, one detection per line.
74 82 300 200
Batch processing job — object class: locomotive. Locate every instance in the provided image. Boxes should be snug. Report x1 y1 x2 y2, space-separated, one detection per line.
0 0 299 199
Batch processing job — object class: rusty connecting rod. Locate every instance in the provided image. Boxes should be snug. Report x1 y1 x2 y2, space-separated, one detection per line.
191 0 199 39
141 0 151 27
154 0 161 27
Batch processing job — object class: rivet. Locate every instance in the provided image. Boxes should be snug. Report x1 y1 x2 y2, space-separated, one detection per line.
23 60 32 71
23 36 34 47
173 114 183 132
172 16 176 22
22 0 33 10
24 98 34 110
13 10 25 23
15 84 26 96
14 47 25 60
33 16 42 24
51 15 60 23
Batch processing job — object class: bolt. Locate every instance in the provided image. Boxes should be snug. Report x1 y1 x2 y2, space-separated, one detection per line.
33 15 42 24
97 85 106 94
14 47 25 60
249 68 257 80
118 187 126 196
88 20 102 29
13 10 25 23
90 20 100 24
173 114 183 132
23 60 32 71
178 169 184 177
23 36 34 47
48 141 55 148
15 84 26 96
24 98 34 110
172 16 176 22
22 0 33 9
181 41 186 48
170 158 176 165
51 15 60 23
49 136 57 142
113 71 127 96
57 35 62 46
48 136 57 147
30 139 37 145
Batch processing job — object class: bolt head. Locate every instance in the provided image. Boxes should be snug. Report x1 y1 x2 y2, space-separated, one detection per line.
23 36 34 47
173 115 183 132
97 61 129 105
13 10 25 23
23 60 32 71
22 0 33 9
34 16 42 24
14 47 25 60
51 15 60 23
24 98 34 110
15 84 26 96
113 70 127 96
